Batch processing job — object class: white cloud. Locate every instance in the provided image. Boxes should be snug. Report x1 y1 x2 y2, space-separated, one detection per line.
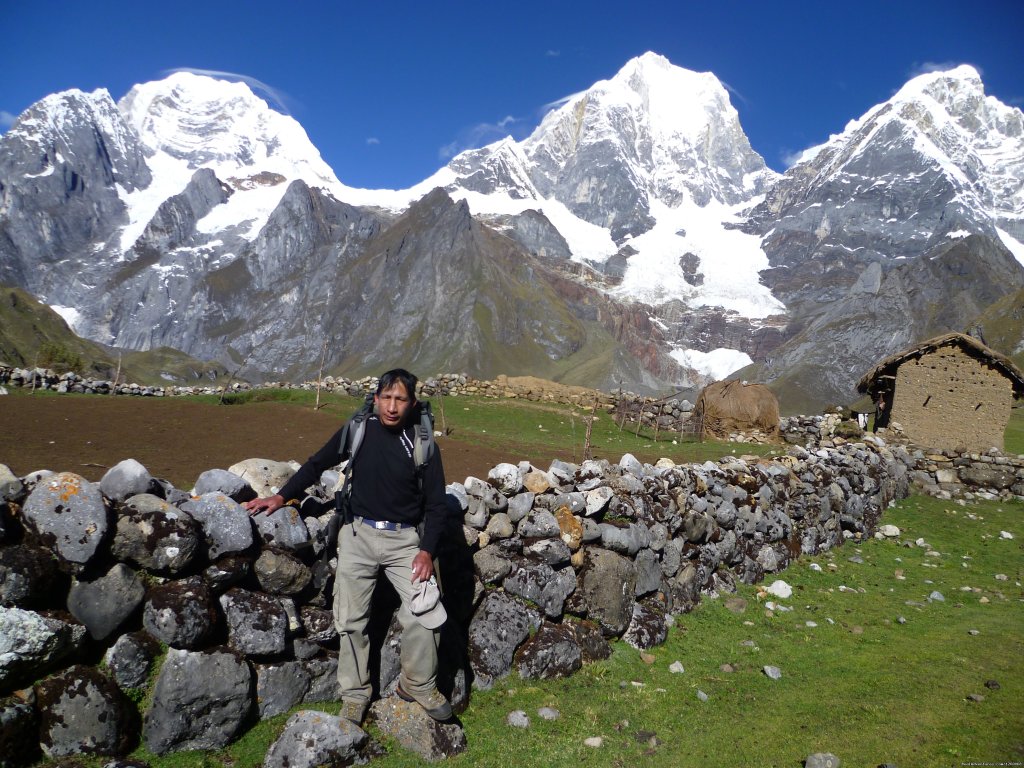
909 60 982 79
0 110 15 130
366 137 380 145
545 49 560 57
162 67 294 114
438 115 524 159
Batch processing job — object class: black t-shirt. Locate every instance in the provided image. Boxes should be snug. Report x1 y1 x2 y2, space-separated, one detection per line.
277 411 449 554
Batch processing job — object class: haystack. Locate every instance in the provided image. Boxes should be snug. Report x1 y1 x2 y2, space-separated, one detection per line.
692 380 780 441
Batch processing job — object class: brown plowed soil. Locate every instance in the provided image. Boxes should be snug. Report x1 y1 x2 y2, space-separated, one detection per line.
0 394 531 489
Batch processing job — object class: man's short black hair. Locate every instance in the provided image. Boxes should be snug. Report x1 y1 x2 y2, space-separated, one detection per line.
377 368 418 399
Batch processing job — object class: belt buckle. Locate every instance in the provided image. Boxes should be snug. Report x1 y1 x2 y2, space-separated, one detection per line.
374 520 389 530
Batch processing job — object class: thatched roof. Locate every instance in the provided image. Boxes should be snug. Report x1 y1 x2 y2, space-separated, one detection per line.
856 332 1024 398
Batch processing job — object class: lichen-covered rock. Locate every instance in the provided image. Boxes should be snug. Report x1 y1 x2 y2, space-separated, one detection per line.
36 665 138 757
514 622 582 679
264 710 367 768
227 458 298 500
253 550 311 596
503 562 576 618
622 598 669 649
579 548 636 636
0 544 64 608
0 607 79 689
23 472 109 566
179 493 254 559
103 632 160 690
112 495 201 574
468 590 541 689
370 697 466 762
252 506 311 551
219 588 288 656
143 577 217 649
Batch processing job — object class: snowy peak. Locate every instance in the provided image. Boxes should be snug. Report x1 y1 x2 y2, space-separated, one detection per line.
3 88 150 192
118 72 342 191
797 65 1024 224
520 52 775 211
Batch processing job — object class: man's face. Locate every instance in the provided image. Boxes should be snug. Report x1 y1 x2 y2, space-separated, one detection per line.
375 382 415 428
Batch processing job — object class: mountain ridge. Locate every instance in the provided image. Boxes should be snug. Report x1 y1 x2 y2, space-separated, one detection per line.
1 54 1022 408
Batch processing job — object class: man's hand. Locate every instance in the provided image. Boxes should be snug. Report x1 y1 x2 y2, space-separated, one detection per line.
411 550 434 583
244 494 285 516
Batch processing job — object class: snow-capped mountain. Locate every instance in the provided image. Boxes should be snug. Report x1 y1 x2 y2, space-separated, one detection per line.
740 65 1024 408
1 56 1022 408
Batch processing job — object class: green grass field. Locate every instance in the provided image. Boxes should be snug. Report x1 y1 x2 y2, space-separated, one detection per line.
120 494 1023 768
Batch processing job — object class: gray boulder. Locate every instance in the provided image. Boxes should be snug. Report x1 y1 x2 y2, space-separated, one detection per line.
503 562 576 618
103 632 160 690
467 590 541 689
0 544 63 608
192 469 253 501
67 563 145 640
35 665 137 757
0 607 79 689
505 491 535 523
370 698 466 762
264 710 367 768
143 577 217 649
255 661 312 719
252 506 311 551
100 459 153 503
23 472 109 566
579 548 636 637
301 656 340 703
219 588 288 656
518 510 560 538
112 495 201 574
180 493 254 559
143 648 253 754
515 622 582 679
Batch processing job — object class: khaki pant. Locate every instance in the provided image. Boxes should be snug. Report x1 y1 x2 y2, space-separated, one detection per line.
332 520 439 704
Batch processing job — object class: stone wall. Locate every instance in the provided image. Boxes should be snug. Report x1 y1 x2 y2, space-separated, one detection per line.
1 425 919 764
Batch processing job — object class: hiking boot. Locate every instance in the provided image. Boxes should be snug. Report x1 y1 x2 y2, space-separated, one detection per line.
396 683 453 721
339 698 368 726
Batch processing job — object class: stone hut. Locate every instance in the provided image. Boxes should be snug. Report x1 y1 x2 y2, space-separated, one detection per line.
856 332 1024 452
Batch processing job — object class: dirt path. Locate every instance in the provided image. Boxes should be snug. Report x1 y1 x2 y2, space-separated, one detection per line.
0 394 535 489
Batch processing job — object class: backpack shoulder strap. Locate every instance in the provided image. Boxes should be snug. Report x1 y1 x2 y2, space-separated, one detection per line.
339 392 375 466
412 401 435 470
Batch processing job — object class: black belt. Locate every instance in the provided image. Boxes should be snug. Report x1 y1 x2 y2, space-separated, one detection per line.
355 516 414 531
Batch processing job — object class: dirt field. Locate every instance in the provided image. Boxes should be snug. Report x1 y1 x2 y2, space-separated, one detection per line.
0 394 527 490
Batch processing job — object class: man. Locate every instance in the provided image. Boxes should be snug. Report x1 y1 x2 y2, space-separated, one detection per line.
244 368 452 725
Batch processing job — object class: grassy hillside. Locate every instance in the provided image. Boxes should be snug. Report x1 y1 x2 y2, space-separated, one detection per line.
973 286 1024 370
0 284 227 385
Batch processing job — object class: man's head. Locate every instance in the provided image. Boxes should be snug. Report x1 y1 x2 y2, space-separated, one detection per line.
374 368 418 428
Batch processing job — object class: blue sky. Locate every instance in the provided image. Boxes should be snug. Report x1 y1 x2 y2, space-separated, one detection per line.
3 0 1022 190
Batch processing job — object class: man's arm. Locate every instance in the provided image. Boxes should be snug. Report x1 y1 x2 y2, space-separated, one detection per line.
244 425 346 515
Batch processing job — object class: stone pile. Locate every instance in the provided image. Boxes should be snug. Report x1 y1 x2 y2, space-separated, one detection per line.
0 425 917 765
